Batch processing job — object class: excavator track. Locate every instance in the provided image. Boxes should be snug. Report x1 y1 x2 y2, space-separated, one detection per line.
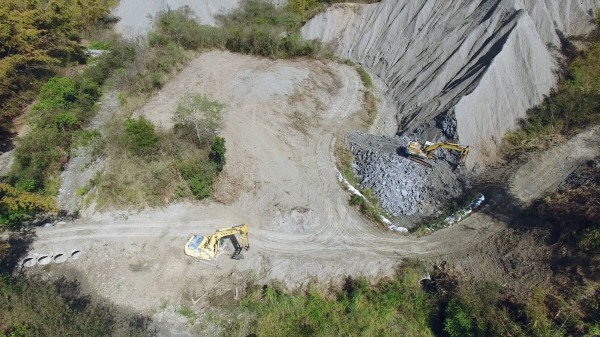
407 155 433 168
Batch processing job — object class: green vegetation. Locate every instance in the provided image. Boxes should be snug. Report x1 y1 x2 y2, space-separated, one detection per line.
288 0 380 21
356 66 378 126
0 183 58 228
228 266 434 337
148 2 325 59
173 94 224 146
0 0 117 126
123 118 160 157
219 262 600 337
0 275 152 336
210 137 227 173
503 26 600 154
349 190 384 224
178 304 198 325
96 94 226 206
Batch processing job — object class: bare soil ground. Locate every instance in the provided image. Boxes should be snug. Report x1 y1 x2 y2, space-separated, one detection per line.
22 51 600 334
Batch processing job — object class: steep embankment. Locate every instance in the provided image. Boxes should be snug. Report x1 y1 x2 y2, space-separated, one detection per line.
302 0 600 169
114 0 240 38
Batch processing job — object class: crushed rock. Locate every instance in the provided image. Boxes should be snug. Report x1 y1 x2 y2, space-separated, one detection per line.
348 131 468 218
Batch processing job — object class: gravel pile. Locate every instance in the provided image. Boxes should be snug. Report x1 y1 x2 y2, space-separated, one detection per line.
347 131 468 217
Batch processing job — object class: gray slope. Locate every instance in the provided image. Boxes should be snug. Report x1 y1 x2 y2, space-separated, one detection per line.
113 0 240 39
302 0 600 169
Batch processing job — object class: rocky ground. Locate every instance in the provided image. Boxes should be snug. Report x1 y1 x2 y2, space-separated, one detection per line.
348 131 468 219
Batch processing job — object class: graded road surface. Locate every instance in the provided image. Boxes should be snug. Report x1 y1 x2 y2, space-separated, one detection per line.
27 52 598 313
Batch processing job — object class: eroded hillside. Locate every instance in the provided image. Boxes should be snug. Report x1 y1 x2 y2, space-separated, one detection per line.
302 0 600 168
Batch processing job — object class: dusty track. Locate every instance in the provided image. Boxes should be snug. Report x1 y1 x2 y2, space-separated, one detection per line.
28 52 598 312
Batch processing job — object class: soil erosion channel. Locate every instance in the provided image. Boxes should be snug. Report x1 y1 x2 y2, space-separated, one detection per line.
29 52 594 311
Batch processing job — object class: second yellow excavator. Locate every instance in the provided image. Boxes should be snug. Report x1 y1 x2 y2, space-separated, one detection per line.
404 140 469 169
184 224 249 261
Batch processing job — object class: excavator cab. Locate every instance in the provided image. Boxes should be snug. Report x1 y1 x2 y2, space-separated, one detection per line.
184 224 249 261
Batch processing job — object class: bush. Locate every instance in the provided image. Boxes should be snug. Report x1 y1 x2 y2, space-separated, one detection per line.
0 183 58 228
10 128 67 191
123 118 160 157
209 136 226 172
178 158 217 199
30 77 78 127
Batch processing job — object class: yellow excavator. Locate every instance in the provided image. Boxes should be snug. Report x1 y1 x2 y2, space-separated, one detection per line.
404 140 469 169
184 224 249 261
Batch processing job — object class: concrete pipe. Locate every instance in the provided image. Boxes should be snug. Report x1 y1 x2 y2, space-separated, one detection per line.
419 272 432 285
53 253 68 264
37 255 51 265
22 257 37 268
70 250 82 260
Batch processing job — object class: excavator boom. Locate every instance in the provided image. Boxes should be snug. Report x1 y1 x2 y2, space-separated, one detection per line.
184 224 250 261
404 140 469 168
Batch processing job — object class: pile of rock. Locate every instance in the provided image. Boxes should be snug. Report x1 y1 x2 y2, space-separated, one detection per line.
347 131 468 217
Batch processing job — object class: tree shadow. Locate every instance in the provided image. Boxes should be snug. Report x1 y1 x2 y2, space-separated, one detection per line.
0 226 37 274
0 125 16 153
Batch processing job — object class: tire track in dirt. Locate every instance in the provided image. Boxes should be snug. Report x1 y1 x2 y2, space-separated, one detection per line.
27 51 598 312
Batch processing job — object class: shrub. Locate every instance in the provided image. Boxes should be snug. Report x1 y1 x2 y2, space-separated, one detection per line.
0 183 58 228
10 128 67 191
178 158 217 199
30 77 78 127
444 300 475 337
209 136 226 172
123 118 160 157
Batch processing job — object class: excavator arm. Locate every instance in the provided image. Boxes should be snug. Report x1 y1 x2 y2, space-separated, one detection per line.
404 140 469 168
185 224 250 261
423 142 469 166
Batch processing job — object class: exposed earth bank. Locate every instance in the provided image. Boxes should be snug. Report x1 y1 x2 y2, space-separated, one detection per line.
302 0 600 168
27 53 600 325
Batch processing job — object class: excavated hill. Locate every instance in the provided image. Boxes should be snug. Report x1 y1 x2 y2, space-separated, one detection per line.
302 0 600 169
114 0 239 38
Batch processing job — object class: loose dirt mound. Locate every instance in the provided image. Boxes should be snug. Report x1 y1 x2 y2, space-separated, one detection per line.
302 0 600 168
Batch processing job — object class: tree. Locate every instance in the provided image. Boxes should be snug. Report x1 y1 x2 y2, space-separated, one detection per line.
173 94 224 145
0 183 58 228
0 0 117 124
209 137 226 172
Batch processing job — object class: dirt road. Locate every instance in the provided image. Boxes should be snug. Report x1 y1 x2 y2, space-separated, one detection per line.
26 52 597 315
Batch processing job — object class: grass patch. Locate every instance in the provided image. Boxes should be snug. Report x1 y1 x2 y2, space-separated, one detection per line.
355 66 378 126
502 26 600 155
148 2 328 60
178 304 198 325
232 265 435 337
0 275 152 337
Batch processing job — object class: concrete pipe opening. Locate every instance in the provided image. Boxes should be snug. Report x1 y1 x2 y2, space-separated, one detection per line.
53 253 67 264
22 257 36 268
70 250 82 260
37 255 51 265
